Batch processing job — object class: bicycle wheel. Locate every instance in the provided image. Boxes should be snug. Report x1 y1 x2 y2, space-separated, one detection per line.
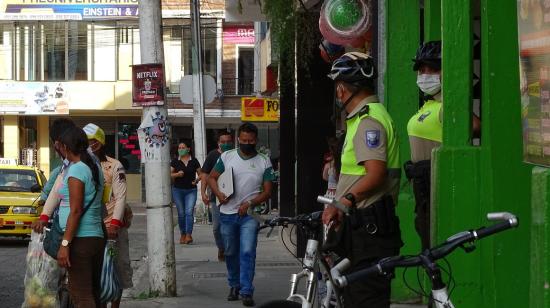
318 258 345 308
258 300 302 308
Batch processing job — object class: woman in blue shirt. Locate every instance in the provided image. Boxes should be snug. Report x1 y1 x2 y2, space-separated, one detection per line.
56 126 105 307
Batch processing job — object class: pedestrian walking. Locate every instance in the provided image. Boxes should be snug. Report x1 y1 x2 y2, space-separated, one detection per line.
322 136 340 198
84 123 134 308
208 122 276 307
54 126 106 308
171 141 201 244
200 130 234 261
323 52 403 307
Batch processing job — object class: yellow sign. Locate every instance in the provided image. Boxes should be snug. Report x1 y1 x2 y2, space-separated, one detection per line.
241 97 280 122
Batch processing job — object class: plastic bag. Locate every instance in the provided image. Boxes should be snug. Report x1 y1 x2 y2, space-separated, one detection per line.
100 240 122 303
22 231 60 308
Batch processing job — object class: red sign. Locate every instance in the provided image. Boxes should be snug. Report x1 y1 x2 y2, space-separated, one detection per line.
132 63 165 107
223 26 255 44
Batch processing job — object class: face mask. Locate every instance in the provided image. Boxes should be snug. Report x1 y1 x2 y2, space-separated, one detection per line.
417 74 441 96
220 143 234 152
178 149 189 156
240 143 256 155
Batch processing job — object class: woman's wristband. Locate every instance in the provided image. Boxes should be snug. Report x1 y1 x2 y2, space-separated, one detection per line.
39 214 49 223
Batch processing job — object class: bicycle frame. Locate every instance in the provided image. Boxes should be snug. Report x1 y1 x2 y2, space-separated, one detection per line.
286 239 342 308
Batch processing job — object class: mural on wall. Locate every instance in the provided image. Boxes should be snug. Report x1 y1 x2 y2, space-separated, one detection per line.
518 0 550 167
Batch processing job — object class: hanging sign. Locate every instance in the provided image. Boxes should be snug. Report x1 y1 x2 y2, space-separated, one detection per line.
0 0 139 20
132 64 165 107
241 97 279 122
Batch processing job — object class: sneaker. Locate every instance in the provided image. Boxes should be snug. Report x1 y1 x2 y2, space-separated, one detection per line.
218 249 225 262
227 287 240 301
241 295 255 307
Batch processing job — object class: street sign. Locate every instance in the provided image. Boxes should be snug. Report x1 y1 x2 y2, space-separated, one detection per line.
241 97 280 122
179 75 217 105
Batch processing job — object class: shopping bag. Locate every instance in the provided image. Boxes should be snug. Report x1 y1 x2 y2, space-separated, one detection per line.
100 240 122 303
21 231 60 308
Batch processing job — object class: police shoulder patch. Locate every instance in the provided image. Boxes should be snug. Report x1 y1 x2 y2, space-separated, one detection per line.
366 130 381 148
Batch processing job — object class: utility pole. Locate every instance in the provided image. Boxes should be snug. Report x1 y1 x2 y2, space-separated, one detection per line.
138 0 177 296
191 0 207 163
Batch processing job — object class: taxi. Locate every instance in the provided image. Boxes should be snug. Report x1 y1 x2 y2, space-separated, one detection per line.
0 159 46 237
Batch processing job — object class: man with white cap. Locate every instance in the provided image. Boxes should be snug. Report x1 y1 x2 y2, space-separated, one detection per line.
83 123 133 308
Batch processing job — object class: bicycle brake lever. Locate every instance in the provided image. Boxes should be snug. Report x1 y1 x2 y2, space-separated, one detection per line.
267 226 275 238
460 243 476 253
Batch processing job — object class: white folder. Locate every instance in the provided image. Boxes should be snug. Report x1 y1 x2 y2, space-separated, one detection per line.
218 167 234 199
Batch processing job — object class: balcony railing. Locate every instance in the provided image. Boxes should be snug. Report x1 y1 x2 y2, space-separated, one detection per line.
222 77 254 96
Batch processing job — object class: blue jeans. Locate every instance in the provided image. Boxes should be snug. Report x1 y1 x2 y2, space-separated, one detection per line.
210 200 224 250
220 213 259 296
172 187 197 235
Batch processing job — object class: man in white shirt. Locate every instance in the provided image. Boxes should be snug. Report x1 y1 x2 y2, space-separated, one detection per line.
208 123 276 307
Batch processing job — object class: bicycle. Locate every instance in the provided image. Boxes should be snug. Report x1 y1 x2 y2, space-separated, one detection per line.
254 196 350 308
329 212 519 308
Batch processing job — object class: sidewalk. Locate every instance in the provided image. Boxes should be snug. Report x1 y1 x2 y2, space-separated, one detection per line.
121 205 425 307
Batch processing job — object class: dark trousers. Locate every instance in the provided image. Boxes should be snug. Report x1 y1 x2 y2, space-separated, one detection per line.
412 174 431 251
343 259 393 308
68 236 105 308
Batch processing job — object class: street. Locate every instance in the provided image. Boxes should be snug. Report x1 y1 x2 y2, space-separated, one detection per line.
0 237 29 307
0 205 425 308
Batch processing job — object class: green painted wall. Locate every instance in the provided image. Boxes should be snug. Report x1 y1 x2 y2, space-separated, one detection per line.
383 0 421 302
430 0 532 307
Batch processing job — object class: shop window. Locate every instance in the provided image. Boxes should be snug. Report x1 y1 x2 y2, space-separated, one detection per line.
0 23 14 80
67 22 88 81
44 22 66 81
118 123 141 174
94 23 116 81
237 47 254 95
181 19 218 85
117 25 138 81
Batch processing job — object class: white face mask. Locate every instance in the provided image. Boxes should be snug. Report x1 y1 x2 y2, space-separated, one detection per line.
417 74 441 96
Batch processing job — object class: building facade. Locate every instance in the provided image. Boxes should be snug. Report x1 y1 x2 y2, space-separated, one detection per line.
0 0 279 202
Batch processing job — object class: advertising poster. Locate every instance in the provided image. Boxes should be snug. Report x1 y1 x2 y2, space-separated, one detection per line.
223 26 255 44
0 82 69 115
241 97 280 122
518 0 550 167
0 0 139 20
132 63 165 107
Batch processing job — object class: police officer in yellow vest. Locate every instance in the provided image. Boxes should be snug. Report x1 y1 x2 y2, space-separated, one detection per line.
323 52 403 307
405 41 443 252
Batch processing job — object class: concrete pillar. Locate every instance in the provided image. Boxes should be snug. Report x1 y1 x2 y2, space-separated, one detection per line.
3 115 19 160
37 116 50 176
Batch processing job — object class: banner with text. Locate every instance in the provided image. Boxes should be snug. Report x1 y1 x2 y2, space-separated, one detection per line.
0 0 139 20
132 63 165 107
241 97 279 122
0 82 69 115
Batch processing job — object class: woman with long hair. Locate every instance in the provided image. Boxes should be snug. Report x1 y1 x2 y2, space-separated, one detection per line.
56 126 105 307
170 141 201 244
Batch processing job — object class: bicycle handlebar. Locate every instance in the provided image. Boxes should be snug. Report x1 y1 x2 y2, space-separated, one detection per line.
334 212 519 288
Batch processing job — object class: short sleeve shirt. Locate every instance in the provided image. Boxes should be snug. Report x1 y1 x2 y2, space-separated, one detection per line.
58 162 105 237
353 118 388 164
213 150 276 214
171 158 201 189
202 150 221 174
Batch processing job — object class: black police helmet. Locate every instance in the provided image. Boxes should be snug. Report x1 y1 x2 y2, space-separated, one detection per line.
328 52 377 89
413 40 441 71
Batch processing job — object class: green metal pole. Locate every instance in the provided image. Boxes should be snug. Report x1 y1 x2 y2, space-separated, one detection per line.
480 1 532 307
441 0 472 146
424 0 441 41
384 0 420 302
434 1 482 307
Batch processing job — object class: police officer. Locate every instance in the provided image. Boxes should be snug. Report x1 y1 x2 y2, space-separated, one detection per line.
322 52 403 307
405 41 442 251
